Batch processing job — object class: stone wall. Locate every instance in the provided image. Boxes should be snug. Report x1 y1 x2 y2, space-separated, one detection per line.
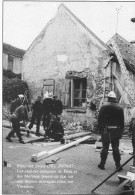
22 5 110 127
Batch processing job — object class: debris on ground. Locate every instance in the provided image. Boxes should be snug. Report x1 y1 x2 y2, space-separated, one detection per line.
45 158 61 165
3 160 7 167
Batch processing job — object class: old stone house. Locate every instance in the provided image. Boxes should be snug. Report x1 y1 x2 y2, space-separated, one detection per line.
3 43 25 74
22 4 135 127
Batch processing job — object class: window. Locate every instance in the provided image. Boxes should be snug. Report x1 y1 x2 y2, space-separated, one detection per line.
71 78 87 107
42 79 55 98
8 55 14 71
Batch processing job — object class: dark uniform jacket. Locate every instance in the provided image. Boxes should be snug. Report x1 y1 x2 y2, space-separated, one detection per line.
52 99 63 115
129 118 135 140
98 101 124 140
32 100 42 116
11 105 28 122
42 98 53 115
48 120 64 136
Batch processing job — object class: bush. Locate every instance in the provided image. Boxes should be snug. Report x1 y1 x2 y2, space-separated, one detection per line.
3 76 28 103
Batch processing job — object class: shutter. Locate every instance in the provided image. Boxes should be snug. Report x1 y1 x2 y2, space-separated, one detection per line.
61 79 70 107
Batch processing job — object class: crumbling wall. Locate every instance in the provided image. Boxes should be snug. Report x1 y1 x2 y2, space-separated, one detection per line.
22 5 110 128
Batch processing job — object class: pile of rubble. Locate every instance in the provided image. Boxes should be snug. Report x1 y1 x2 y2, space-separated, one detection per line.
62 121 90 135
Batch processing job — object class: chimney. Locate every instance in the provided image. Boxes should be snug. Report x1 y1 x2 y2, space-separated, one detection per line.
131 18 135 46
130 41 135 47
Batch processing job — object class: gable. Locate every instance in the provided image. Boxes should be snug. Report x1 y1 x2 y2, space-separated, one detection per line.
25 3 113 56
57 4 113 53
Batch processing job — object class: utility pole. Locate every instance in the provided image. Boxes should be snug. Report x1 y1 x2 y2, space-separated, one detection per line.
115 6 122 35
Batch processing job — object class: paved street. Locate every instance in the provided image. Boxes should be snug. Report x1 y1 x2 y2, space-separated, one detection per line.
2 121 133 195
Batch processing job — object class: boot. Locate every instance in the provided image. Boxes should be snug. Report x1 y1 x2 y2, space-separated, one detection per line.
27 130 30 137
98 164 105 170
19 139 24 144
98 152 108 170
5 136 12 142
116 163 123 172
36 132 40 136
113 151 123 171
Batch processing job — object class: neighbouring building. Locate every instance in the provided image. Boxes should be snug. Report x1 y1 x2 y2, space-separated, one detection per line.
22 4 135 127
3 43 25 74
107 33 135 123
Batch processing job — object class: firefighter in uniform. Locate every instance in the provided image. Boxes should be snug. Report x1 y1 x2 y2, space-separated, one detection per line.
98 91 124 171
9 94 24 137
47 116 64 141
6 101 29 143
28 96 42 136
52 95 63 117
10 94 24 114
42 93 53 134
129 107 135 166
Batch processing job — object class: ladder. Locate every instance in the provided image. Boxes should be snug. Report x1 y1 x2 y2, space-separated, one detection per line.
108 38 134 105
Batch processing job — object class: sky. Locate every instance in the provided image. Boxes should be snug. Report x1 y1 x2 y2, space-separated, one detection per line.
3 1 135 51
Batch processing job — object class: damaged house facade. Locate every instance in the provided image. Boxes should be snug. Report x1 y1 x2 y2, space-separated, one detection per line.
22 4 135 127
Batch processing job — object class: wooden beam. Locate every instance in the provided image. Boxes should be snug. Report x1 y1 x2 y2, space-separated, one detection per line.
31 135 91 162
23 136 44 144
113 74 133 101
64 132 92 140
20 127 44 136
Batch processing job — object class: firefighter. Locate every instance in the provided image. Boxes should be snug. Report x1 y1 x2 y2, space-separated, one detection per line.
28 96 42 136
10 94 24 114
98 91 124 171
47 116 64 141
52 95 63 117
42 93 53 134
5 100 29 144
129 107 135 166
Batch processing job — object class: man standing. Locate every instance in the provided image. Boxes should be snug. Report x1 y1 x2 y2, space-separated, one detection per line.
98 91 124 171
6 101 29 143
129 107 135 166
42 93 53 133
28 96 42 136
52 95 63 117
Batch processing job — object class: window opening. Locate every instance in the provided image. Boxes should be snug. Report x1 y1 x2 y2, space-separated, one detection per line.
73 78 87 107
43 79 55 98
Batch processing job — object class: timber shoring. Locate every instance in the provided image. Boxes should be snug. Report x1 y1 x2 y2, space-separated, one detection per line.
31 135 91 162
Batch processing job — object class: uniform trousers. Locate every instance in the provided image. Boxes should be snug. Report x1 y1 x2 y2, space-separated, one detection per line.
7 117 22 141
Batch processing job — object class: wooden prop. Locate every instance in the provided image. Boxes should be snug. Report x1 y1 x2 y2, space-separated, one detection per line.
31 135 91 162
64 132 92 140
23 136 44 144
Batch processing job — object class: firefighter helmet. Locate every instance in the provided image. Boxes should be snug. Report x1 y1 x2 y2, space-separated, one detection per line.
108 91 116 99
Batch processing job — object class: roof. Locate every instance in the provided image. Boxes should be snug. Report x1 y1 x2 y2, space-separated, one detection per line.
3 43 25 58
59 4 113 53
107 34 135 73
